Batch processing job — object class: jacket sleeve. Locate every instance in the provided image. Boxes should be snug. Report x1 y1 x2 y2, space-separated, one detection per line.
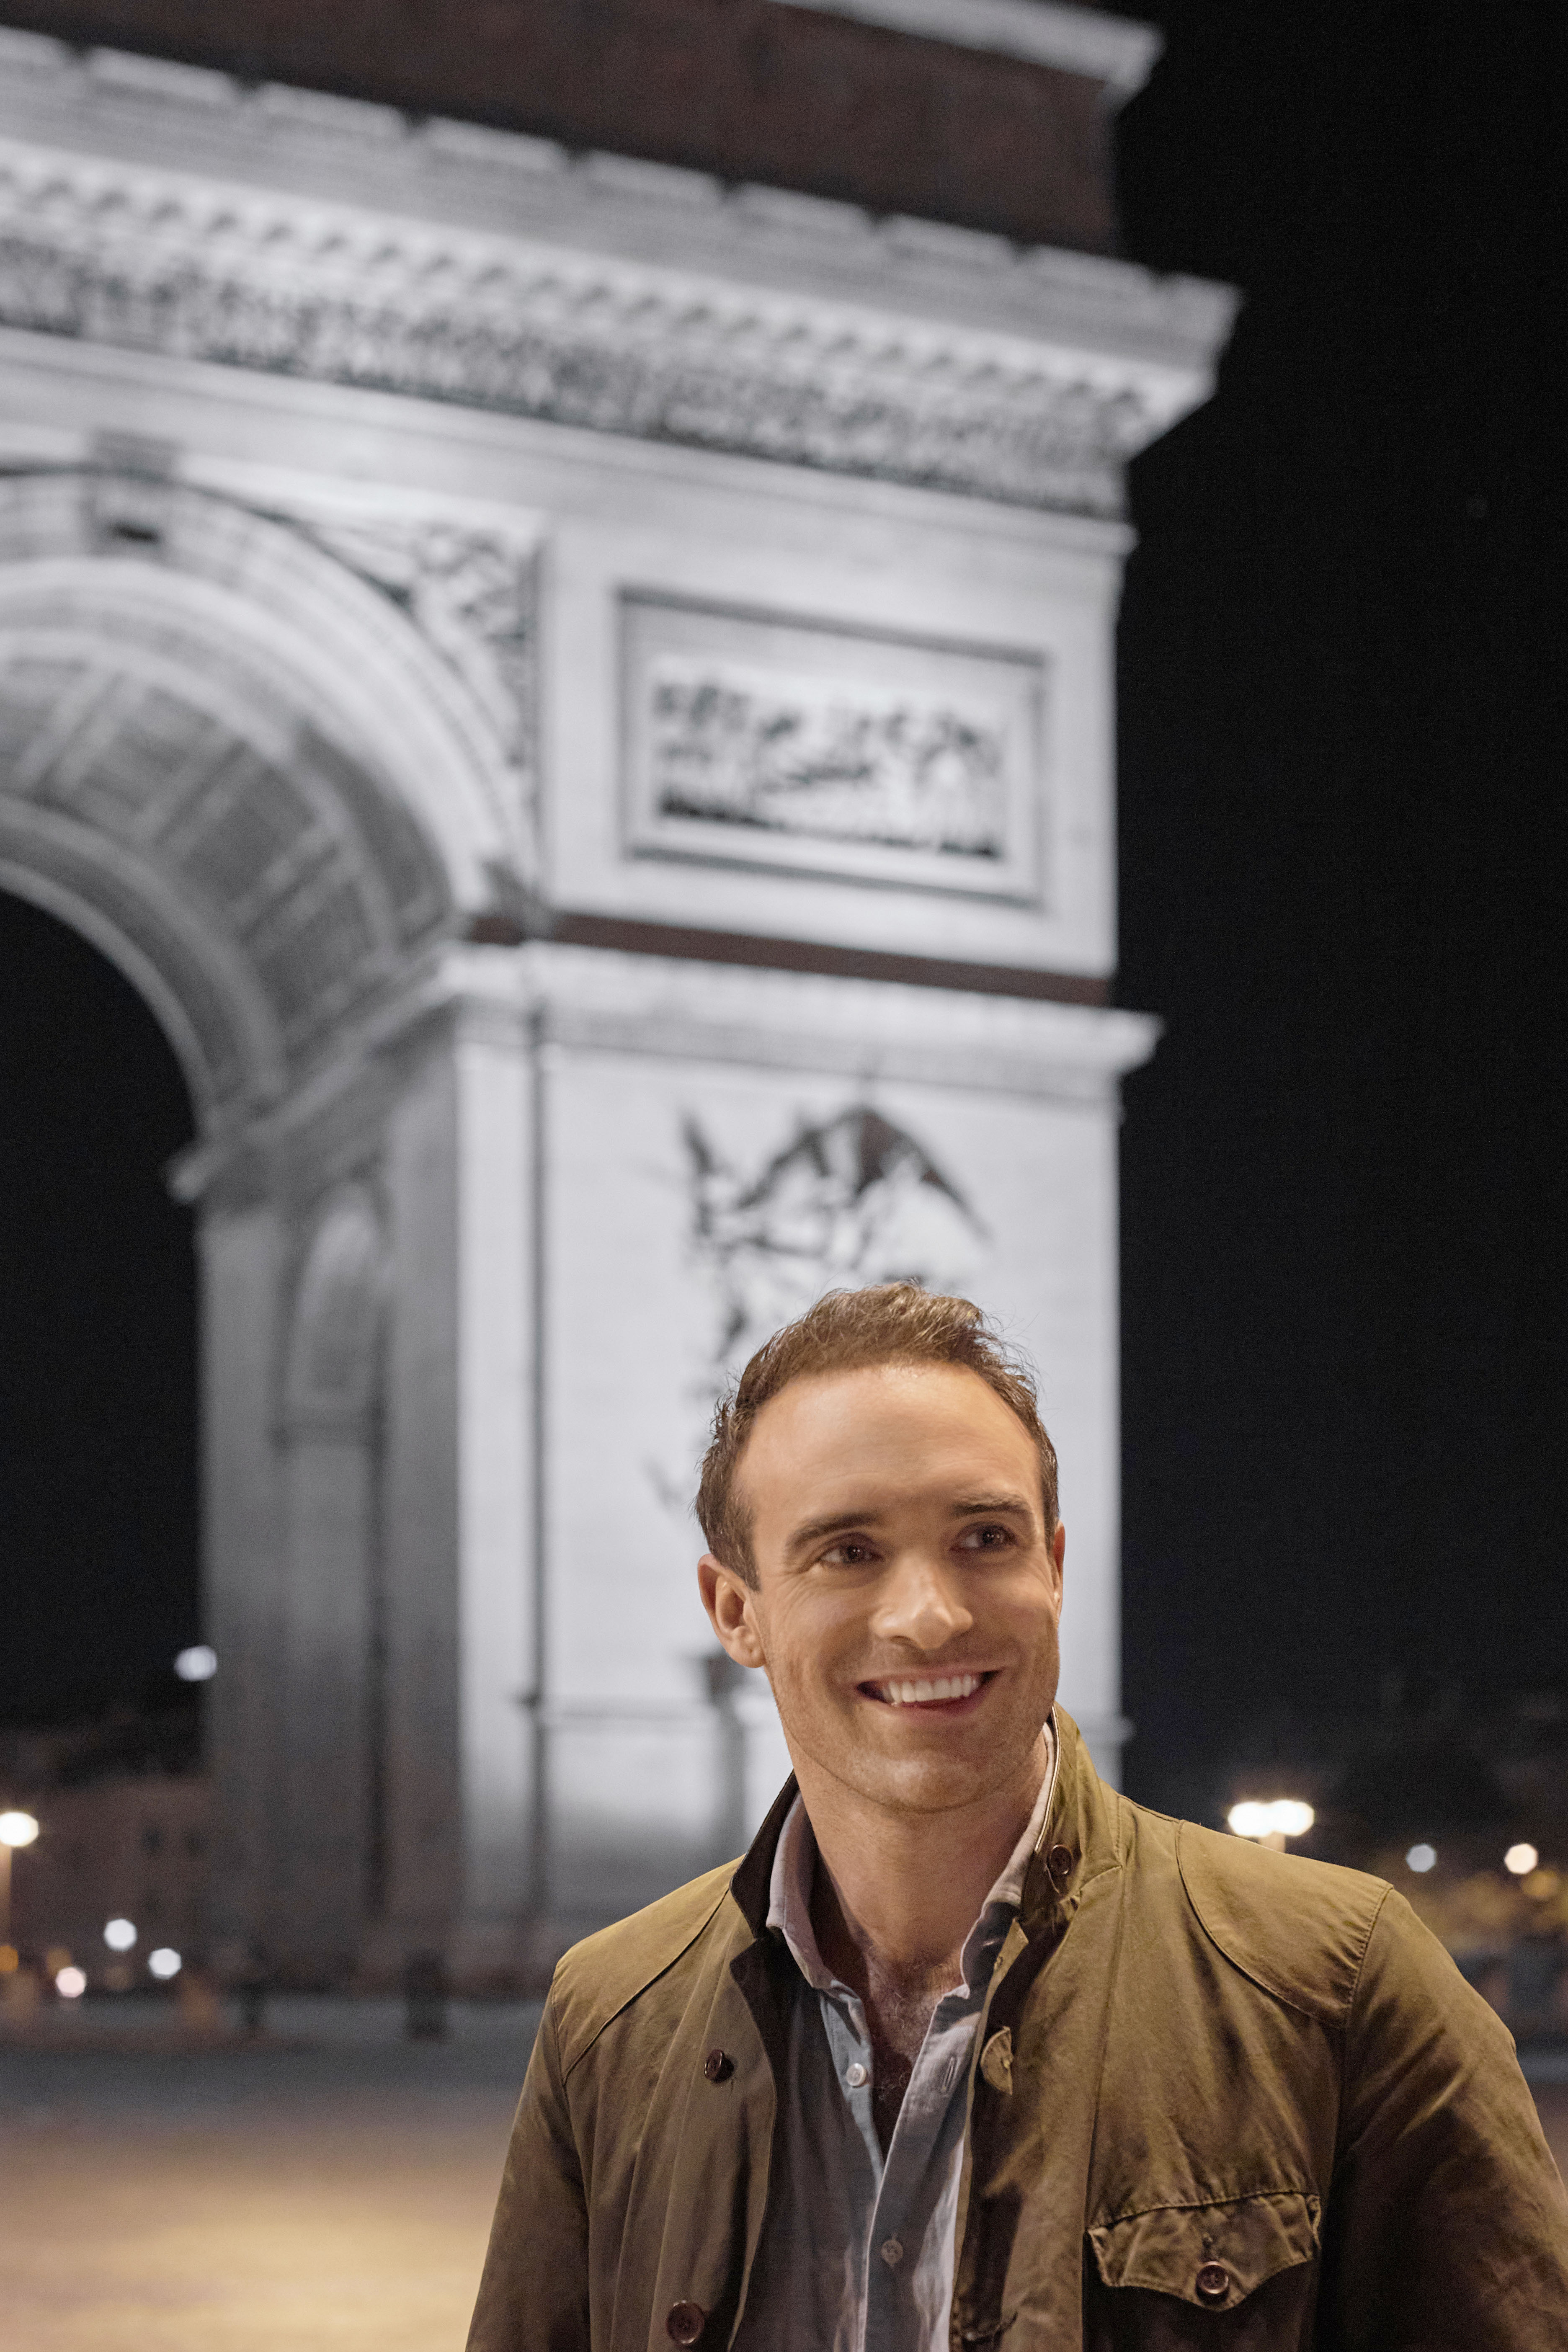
1321 1885 1568 2347
467 1987 591 2352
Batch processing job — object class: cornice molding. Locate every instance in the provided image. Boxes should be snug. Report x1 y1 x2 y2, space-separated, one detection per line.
0 33 1236 516
769 1 1162 102
517 940 1160 1101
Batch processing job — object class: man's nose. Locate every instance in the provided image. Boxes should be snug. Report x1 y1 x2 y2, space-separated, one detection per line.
868 1551 975 1651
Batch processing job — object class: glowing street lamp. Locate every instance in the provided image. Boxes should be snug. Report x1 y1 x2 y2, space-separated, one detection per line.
1504 1843 1540 1877
0 1809 39 1947
1228 1799 1315 1852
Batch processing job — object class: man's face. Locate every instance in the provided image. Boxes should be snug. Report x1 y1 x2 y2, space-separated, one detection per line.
699 1360 1065 1820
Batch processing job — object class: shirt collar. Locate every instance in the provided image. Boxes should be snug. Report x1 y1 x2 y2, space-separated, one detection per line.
766 1715 1059 1999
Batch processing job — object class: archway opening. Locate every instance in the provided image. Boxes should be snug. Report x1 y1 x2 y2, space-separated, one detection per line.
0 889 198 1736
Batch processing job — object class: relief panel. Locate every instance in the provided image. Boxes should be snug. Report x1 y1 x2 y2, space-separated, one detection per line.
622 594 1047 905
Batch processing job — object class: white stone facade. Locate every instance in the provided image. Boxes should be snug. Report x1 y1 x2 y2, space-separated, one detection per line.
0 33 1233 1981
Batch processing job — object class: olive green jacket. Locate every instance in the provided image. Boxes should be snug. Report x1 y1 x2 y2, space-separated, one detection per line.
469 1710 1568 2350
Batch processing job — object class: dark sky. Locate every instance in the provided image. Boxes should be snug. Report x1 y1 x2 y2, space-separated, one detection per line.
1116 0 1568 1811
3 3 1567 1817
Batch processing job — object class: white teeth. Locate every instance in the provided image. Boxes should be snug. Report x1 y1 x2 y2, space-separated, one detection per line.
872 1672 983 1706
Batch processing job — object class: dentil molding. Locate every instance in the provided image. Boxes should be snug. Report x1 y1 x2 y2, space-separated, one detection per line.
0 34 1236 517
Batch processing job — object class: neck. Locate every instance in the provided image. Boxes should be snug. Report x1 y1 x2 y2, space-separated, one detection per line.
799 1730 1052 1988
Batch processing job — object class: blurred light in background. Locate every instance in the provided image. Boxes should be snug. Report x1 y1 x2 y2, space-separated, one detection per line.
55 1965 85 1998
103 1917 137 1951
1505 1843 1540 1877
0 1809 39 1847
1228 1799 1315 1841
173 1645 218 1682
147 1947 182 1979
1406 1844 1438 1873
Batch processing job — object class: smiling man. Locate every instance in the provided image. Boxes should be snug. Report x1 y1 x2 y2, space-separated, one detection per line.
469 1285 1568 2352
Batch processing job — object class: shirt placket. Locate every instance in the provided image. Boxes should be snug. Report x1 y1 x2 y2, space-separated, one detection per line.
861 1966 994 2352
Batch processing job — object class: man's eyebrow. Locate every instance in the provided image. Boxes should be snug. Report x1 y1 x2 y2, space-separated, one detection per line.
785 1507 886 1555
784 1493 1036 1556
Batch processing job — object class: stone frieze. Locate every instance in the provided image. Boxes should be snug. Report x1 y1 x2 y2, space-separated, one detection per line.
0 134 1173 514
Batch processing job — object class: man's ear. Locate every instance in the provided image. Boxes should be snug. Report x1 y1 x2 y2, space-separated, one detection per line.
1051 1519 1066 1607
698 1552 767 1669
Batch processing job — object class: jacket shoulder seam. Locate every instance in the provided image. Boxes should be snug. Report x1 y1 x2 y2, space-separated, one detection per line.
556 1874 734 2082
1343 1880 1395 2020
1176 1820 1387 2027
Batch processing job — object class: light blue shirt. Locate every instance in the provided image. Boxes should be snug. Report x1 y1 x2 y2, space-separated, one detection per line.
733 1727 1057 2352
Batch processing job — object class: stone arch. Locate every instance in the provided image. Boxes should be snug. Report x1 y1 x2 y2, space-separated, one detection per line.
0 469 532 1981
0 467 529 1132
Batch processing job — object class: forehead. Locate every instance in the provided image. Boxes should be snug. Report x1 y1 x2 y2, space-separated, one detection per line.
738 1359 1038 1508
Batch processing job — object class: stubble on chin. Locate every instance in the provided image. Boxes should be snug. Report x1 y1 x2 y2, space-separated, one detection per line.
777 1677 1053 1823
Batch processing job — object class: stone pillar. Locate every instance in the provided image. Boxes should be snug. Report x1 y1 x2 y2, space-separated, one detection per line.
379 952 536 1986
197 1189 287 1978
275 1188 386 1980
524 946 1155 1944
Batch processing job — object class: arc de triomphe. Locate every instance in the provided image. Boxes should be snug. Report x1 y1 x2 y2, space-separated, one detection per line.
0 23 1233 1984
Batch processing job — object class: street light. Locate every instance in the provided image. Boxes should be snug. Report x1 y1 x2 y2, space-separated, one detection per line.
0 1809 39 1948
1505 1842 1540 1877
1228 1799 1315 1851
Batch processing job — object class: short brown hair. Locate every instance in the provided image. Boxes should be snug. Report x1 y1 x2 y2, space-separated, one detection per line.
696 1282 1058 1586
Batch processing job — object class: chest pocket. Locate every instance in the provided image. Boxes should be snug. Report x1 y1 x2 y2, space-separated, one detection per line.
1086 2192 1320 2342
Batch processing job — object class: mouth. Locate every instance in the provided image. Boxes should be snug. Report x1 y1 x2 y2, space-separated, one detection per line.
859 1669 996 1712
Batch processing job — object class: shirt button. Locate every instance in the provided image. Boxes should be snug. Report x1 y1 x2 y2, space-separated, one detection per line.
879 2238 904 2267
1195 2262 1231 2303
845 2061 869 2088
666 2302 707 2344
701 2047 732 2082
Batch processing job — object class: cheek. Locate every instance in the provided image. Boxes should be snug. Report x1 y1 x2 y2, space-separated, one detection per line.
757 1591 861 1683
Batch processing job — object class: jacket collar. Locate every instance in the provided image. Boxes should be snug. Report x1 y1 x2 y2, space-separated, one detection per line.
1019 1707 1124 1934
730 1769 799 1938
727 1705 1122 1945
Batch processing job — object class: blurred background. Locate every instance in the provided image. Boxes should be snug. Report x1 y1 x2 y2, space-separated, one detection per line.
0 3 1565 2341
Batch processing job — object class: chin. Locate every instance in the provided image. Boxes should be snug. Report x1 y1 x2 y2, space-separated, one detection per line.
858 1751 1000 1816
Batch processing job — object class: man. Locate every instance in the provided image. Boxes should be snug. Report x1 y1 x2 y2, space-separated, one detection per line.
469 1284 1568 2350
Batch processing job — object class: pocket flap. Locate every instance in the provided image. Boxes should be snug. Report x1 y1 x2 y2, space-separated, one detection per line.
1088 2191 1321 2311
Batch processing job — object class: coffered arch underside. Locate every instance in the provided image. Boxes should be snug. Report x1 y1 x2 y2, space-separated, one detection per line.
0 471 527 1127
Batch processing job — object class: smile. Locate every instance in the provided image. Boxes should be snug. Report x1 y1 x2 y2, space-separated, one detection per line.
861 1670 993 1708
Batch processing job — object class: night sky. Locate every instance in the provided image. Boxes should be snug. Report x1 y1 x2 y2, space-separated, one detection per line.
1116 1 1568 1811
3 4 1566 1818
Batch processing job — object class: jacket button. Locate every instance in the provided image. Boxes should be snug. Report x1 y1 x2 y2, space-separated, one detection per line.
666 2303 707 2344
702 2047 732 2082
1195 2262 1231 2303
1047 1843 1074 1888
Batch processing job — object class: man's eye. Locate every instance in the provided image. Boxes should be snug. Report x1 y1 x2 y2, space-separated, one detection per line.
961 1524 1013 1549
821 1540 874 1566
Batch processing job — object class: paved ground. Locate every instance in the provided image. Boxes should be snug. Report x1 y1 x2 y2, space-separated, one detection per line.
0 1997 541 2352
3 2000 1565 2351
